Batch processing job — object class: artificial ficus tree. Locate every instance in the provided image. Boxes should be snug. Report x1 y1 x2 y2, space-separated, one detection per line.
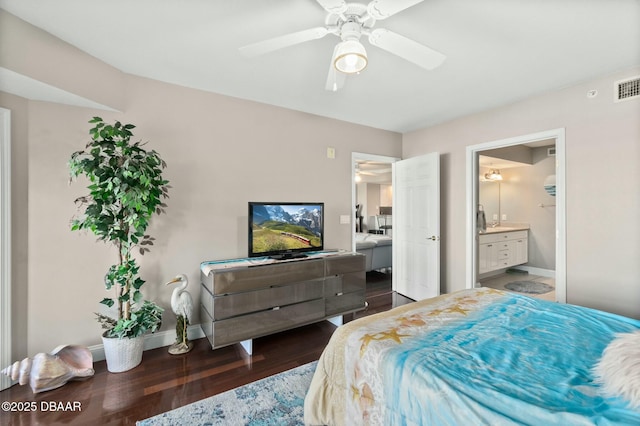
69 117 170 338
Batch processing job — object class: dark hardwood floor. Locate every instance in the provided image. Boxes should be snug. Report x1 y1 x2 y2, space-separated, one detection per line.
1 272 410 426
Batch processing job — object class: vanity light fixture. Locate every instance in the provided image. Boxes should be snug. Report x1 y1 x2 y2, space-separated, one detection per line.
484 169 503 181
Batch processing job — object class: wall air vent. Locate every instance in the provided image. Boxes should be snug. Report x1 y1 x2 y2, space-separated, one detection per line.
614 76 640 102
547 147 556 157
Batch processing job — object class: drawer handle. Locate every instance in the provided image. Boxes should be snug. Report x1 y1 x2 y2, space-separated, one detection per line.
336 292 343 296
272 306 280 311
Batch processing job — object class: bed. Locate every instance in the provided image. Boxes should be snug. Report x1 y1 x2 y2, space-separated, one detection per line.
355 233 392 272
304 288 640 425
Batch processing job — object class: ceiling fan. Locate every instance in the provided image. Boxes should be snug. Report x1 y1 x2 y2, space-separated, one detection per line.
357 160 392 175
239 0 446 91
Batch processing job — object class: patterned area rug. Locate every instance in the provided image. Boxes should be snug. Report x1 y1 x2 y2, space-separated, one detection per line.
505 280 554 295
137 361 317 426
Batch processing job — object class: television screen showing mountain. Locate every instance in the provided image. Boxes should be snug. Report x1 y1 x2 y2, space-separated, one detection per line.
251 204 323 254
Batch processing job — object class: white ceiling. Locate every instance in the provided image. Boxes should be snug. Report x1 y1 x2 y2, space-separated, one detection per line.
356 160 393 184
479 154 532 170
1 0 639 133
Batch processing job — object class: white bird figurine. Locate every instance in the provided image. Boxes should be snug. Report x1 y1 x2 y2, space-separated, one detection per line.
166 274 194 354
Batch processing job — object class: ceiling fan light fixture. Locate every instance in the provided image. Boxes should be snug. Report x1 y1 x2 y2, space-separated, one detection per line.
334 40 368 74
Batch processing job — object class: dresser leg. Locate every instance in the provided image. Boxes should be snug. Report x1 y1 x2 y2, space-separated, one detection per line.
239 339 253 355
327 316 343 327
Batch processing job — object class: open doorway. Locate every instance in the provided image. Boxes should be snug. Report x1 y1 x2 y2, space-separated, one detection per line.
466 129 566 303
353 157 395 236
477 141 557 301
351 153 399 313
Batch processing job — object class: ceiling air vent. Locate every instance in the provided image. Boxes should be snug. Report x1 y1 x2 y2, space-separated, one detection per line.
614 76 640 102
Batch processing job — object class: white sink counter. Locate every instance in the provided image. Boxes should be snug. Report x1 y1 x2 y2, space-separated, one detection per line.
480 224 529 234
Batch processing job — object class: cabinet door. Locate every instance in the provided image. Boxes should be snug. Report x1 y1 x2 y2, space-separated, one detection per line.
488 243 500 270
478 243 488 273
479 243 499 273
514 238 528 265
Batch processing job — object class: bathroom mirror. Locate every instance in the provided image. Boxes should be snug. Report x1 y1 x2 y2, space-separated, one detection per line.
479 180 500 223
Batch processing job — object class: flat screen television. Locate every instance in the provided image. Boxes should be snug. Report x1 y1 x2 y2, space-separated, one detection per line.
248 202 324 259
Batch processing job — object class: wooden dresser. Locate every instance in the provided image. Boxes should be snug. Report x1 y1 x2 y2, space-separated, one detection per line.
199 251 365 353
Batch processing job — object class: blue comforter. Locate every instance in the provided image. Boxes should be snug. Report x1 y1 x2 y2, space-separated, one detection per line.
383 294 640 425
304 288 640 425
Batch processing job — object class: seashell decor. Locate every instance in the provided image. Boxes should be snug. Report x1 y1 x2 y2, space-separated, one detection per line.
2 344 95 393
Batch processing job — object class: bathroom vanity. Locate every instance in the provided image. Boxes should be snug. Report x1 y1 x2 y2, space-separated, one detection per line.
478 228 528 274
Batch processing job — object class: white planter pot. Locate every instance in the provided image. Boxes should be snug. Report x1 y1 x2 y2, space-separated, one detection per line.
101 333 144 373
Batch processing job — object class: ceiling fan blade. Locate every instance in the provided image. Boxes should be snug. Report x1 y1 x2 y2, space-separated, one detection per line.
366 0 425 20
368 28 446 70
325 45 346 91
239 27 329 57
316 0 348 15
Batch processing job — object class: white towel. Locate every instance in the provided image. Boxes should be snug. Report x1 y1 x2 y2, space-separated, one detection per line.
477 208 486 232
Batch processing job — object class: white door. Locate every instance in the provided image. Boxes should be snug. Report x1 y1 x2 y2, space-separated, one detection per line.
392 152 440 301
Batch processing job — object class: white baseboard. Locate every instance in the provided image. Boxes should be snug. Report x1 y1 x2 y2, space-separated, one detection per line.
510 266 555 278
478 269 505 280
89 324 205 362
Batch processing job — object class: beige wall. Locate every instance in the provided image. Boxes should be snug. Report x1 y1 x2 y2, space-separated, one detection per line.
4 80 401 356
7 83 401 356
500 147 557 271
403 67 640 319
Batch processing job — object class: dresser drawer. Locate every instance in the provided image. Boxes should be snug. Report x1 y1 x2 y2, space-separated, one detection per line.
497 230 528 240
203 258 324 294
324 274 365 296
210 299 325 347
201 279 324 320
200 305 214 348
325 253 365 275
325 290 366 316
479 233 500 244
479 230 528 243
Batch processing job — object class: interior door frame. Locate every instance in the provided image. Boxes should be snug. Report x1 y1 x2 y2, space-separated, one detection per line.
465 128 566 303
351 152 400 253
1 107 11 391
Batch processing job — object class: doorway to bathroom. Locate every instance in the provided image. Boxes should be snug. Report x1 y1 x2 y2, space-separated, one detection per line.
465 128 566 303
